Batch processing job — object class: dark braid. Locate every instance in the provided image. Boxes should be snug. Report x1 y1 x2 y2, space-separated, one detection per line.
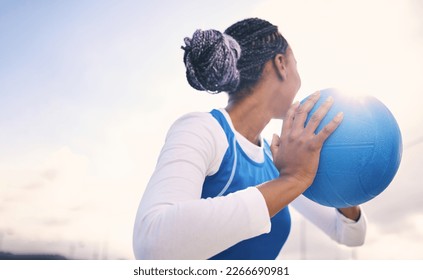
224 18 288 94
182 29 241 93
181 18 288 95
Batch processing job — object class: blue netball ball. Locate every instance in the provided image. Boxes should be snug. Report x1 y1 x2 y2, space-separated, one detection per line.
302 88 402 208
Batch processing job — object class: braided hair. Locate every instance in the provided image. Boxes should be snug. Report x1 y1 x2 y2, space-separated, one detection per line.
181 18 288 95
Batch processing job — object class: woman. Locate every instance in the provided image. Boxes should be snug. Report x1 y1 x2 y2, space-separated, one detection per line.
133 18 366 260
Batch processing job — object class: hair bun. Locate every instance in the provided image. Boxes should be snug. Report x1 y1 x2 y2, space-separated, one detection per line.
182 29 241 93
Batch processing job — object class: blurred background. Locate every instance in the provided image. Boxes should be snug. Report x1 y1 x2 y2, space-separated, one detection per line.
0 0 422 259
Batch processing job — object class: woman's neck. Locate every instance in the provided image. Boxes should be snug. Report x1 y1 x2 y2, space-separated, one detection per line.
225 94 273 146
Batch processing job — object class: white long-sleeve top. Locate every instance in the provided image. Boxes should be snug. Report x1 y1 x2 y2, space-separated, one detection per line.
133 108 367 260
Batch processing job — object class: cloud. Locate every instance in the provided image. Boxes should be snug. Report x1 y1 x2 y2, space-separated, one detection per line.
358 213 423 259
0 147 88 222
0 146 134 259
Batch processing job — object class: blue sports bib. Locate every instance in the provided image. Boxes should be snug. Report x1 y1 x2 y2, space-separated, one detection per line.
201 109 291 260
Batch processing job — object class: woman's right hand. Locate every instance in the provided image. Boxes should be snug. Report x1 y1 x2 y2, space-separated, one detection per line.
270 91 344 188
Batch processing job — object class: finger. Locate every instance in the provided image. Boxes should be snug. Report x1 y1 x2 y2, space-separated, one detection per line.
315 112 344 145
270 133 280 157
304 96 334 134
292 91 321 131
281 101 299 136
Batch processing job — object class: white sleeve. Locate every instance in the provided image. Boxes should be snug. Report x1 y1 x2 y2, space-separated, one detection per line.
133 112 271 260
290 195 367 247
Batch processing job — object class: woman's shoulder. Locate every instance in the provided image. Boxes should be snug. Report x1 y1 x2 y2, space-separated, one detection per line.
173 111 218 125
165 110 228 149
168 110 225 138
172 111 216 125
165 110 229 175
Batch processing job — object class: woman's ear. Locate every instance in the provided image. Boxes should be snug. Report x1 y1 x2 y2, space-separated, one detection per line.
272 54 287 81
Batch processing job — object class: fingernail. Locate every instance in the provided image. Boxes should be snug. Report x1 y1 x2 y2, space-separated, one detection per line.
326 96 334 103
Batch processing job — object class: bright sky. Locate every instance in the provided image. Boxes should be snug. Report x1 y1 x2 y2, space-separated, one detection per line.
0 0 422 259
